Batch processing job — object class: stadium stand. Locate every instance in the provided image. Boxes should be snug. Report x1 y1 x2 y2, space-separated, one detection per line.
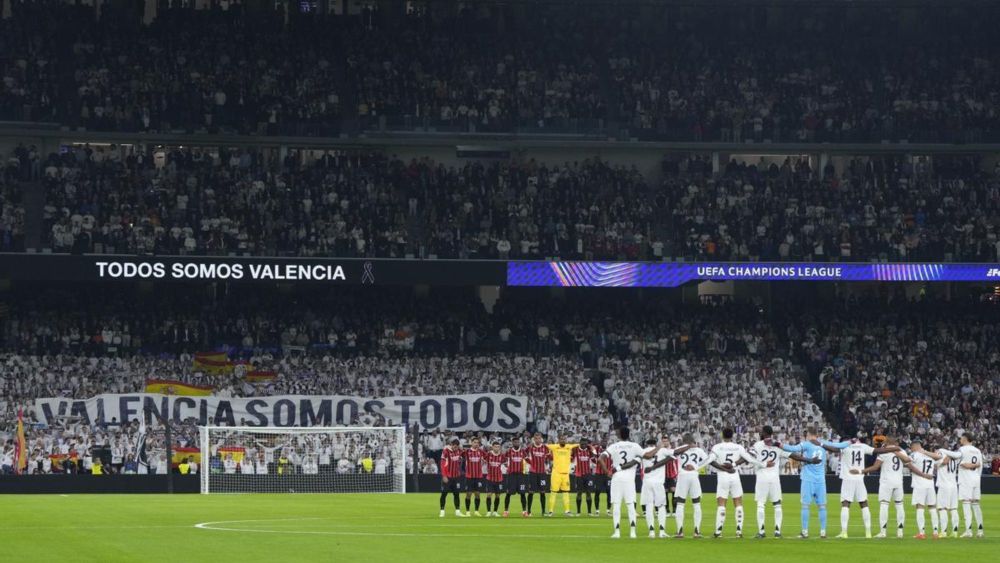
1 285 996 474
2 4 1000 141
11 145 998 262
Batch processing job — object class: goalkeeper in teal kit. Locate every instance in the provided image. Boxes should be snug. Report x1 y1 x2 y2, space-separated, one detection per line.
777 427 830 538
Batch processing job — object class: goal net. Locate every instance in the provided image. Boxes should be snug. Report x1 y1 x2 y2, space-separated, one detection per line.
198 426 406 494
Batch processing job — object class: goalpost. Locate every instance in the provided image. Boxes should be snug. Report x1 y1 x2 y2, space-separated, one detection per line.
198 426 406 494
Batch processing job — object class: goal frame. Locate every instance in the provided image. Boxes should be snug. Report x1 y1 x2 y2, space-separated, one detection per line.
198 425 407 495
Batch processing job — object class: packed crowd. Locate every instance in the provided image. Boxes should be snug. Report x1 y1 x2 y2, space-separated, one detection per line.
17 143 1000 263
0 283 802 364
3 5 1000 141
0 174 24 253
2 286 996 474
36 146 412 257
799 295 1000 457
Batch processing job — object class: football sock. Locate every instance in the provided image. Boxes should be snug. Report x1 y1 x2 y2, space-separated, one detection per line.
715 506 726 534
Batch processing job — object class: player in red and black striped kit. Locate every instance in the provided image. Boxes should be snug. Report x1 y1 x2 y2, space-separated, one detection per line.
664 451 679 517
439 437 466 517
592 442 610 515
503 435 528 517
463 437 487 516
483 441 506 517
573 437 599 516
525 432 552 516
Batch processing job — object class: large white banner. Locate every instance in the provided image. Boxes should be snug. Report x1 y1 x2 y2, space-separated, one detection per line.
34 393 527 432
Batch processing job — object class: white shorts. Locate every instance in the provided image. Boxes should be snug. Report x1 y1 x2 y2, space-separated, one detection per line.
755 479 782 504
610 477 637 505
878 483 903 503
959 484 981 502
716 477 744 499
675 473 702 500
911 487 936 506
840 480 869 503
641 480 666 506
937 485 958 509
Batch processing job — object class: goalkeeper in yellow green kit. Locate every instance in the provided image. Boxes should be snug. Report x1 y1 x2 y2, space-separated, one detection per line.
545 433 579 516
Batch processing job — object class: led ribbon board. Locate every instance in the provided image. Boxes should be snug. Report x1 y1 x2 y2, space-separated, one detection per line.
507 262 1000 288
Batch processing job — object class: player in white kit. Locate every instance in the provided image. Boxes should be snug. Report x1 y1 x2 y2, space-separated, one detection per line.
673 433 731 538
862 437 932 538
908 440 942 539
640 436 689 538
600 426 648 539
748 425 822 538
931 442 963 537
709 427 763 538
820 436 900 539
957 434 985 538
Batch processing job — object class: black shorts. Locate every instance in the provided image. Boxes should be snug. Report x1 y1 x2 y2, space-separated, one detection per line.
465 477 485 492
576 475 598 493
664 478 676 491
441 477 463 493
504 474 526 493
485 480 504 494
530 473 548 492
592 475 609 492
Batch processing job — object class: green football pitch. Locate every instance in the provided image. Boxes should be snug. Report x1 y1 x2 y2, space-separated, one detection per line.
1 493 996 562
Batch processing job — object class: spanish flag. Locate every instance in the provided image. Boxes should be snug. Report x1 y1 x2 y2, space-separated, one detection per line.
171 446 201 468
244 370 277 383
145 379 214 396
49 452 78 472
14 409 27 474
218 446 246 463
193 352 234 374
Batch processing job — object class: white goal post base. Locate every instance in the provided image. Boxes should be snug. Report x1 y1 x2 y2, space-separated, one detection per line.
198 426 406 494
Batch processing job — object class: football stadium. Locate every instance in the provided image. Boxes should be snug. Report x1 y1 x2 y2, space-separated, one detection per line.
1 0 999 561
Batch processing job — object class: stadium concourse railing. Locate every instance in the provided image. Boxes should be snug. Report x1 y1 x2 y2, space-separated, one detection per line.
3 474 1000 495
6 120 1000 154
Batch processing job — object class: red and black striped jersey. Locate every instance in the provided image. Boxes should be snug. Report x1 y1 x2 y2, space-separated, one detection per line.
440 447 464 479
505 447 527 475
592 445 609 475
463 447 486 479
572 447 596 477
665 457 679 480
484 452 505 482
525 444 552 474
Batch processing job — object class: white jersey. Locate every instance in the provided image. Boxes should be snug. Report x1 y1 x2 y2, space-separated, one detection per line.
839 443 875 481
750 440 790 482
676 447 710 477
935 449 961 488
710 442 754 482
958 445 984 488
641 446 674 485
604 440 645 481
877 452 905 486
909 451 936 489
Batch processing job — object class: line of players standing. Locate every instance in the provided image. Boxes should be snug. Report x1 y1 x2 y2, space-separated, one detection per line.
437 432 629 518
436 425 988 542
